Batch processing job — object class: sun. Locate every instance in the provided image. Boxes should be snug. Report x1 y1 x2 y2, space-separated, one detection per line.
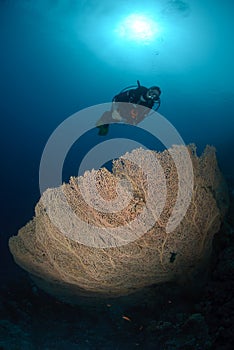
116 14 161 44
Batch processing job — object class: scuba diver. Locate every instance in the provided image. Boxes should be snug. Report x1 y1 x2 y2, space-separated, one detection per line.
96 80 161 136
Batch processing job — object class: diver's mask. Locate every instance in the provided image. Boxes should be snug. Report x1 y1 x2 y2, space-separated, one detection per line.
147 87 161 101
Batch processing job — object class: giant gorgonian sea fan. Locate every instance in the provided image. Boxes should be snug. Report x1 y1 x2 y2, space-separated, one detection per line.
9 145 229 303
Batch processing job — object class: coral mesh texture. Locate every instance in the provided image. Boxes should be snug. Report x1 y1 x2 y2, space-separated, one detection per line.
9 145 229 300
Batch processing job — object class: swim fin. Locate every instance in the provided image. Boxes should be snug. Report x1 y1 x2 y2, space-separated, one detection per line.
97 124 109 136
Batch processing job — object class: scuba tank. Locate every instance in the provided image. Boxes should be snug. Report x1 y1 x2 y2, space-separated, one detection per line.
119 80 141 94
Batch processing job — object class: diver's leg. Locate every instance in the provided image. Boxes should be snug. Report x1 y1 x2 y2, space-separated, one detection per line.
96 111 113 126
111 102 124 121
96 111 113 136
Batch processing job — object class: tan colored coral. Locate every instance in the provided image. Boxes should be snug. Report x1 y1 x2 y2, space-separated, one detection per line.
9 145 229 302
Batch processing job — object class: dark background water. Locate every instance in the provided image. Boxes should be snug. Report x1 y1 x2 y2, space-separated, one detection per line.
0 0 233 276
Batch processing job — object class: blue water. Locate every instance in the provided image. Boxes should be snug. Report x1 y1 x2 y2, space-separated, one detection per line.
0 0 234 270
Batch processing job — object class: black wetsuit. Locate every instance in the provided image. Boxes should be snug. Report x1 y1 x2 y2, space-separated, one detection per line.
96 84 160 135
113 86 155 109
112 86 156 125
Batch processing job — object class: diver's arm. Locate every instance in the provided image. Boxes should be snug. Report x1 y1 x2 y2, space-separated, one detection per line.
154 98 161 111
